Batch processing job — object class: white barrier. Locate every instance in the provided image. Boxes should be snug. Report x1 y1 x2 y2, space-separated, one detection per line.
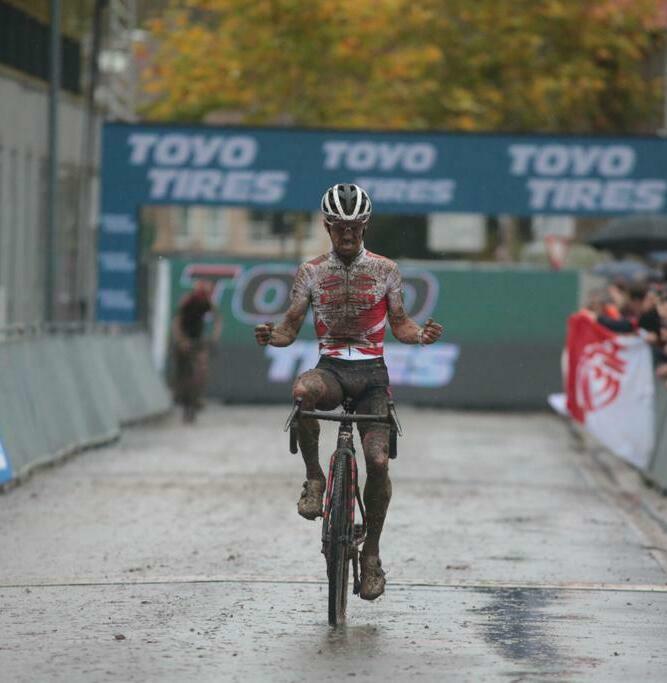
647 381 667 490
0 330 170 487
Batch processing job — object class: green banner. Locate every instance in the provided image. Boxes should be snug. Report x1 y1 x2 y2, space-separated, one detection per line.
169 256 578 346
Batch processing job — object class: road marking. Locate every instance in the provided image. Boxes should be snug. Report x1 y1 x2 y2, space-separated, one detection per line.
1 576 667 593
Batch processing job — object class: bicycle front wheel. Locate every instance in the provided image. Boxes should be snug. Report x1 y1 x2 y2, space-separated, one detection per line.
326 448 351 626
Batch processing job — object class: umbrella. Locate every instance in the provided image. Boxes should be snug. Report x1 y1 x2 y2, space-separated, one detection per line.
587 215 667 255
591 260 658 281
648 250 667 264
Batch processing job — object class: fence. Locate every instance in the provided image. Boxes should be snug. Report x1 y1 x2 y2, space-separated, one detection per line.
0 324 170 488
648 381 667 490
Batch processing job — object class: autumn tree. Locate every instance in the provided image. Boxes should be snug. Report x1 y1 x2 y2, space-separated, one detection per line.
142 0 665 133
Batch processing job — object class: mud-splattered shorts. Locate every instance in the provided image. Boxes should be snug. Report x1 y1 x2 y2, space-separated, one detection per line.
315 356 390 438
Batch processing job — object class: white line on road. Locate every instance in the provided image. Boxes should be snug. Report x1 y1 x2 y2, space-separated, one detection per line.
1 575 667 593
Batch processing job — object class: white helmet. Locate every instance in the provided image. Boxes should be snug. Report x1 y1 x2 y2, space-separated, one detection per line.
321 183 372 222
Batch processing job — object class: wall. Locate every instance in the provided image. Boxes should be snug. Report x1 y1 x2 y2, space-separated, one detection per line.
0 67 99 324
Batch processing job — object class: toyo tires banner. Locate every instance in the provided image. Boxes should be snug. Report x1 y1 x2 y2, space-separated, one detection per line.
99 123 667 322
167 257 579 408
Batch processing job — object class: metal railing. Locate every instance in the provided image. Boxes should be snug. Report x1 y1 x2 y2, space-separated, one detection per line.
0 322 145 342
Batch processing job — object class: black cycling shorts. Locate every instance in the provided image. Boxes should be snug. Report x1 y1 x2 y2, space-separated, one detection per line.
315 356 390 436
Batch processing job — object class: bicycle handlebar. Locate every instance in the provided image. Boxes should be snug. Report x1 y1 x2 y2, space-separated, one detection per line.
284 398 402 436
300 410 392 423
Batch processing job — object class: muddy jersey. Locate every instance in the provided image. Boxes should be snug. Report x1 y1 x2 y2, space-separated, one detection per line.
291 247 403 360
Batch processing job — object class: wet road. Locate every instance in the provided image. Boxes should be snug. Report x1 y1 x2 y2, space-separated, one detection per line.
1 406 667 681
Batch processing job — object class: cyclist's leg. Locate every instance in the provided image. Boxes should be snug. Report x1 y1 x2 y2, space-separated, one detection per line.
357 386 392 559
175 346 197 420
292 368 344 481
192 343 208 409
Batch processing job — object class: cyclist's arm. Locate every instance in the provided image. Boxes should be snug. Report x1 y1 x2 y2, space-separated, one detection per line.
209 306 223 342
388 298 423 344
255 264 311 347
171 313 190 349
254 294 308 347
387 265 443 344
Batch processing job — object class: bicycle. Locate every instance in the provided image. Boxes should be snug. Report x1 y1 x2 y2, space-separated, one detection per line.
284 396 402 626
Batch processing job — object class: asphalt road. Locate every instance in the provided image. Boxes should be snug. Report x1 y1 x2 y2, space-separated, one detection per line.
1 405 667 682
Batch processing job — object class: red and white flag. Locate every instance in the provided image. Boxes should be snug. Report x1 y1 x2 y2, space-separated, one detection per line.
563 312 654 469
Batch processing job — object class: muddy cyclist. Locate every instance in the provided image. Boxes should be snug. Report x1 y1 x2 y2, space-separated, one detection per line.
255 183 443 600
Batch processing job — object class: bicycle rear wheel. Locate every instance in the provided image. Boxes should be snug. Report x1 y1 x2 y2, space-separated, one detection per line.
326 449 351 626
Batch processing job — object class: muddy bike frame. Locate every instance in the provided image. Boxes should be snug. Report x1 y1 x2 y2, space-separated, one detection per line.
284 397 402 626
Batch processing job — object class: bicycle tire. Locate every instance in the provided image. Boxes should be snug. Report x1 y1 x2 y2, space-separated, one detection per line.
326 449 351 626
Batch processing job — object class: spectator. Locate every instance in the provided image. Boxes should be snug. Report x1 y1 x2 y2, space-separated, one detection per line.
584 284 635 333
636 284 663 346
624 282 649 322
606 278 628 318
583 279 667 385
655 289 667 382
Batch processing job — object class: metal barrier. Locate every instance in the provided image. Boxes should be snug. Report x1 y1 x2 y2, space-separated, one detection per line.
0 326 171 488
647 381 667 490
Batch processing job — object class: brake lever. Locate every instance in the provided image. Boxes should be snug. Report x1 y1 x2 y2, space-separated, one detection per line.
387 401 403 436
284 398 303 432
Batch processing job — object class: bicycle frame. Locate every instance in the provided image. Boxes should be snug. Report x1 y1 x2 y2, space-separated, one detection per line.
284 397 402 608
320 410 365 571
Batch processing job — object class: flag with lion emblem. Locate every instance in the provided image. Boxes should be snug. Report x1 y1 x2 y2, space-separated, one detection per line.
564 312 655 469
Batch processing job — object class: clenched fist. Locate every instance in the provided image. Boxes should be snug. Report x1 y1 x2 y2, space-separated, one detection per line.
254 322 274 346
419 318 444 345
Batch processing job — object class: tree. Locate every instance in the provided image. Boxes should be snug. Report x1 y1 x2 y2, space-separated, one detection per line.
141 0 665 133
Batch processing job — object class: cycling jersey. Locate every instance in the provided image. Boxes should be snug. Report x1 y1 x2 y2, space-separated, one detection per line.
291 247 403 360
178 292 212 339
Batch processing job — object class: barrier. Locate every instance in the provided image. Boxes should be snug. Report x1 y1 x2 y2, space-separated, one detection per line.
0 328 170 488
647 381 667 490
554 313 667 489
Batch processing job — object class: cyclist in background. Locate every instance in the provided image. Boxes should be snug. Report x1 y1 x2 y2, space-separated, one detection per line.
255 183 443 600
171 280 222 423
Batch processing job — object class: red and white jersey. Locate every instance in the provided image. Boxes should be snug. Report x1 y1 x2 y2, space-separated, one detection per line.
291 247 403 360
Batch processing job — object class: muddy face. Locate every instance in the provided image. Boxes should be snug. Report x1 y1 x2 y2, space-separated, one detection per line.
325 220 367 262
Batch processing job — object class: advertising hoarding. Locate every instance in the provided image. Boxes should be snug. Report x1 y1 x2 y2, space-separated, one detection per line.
99 122 667 322
167 257 579 408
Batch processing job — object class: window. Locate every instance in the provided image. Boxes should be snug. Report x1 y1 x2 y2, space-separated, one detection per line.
0 1 81 94
249 210 313 241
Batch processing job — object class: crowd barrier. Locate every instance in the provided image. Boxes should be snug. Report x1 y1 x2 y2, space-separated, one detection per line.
0 326 171 488
648 381 667 490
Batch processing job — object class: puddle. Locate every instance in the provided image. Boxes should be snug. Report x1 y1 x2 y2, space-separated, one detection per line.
471 588 560 667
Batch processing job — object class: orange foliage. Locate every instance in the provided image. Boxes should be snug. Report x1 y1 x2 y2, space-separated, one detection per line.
141 0 665 133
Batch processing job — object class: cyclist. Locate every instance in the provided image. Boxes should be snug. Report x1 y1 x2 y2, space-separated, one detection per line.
255 183 443 600
171 280 222 422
